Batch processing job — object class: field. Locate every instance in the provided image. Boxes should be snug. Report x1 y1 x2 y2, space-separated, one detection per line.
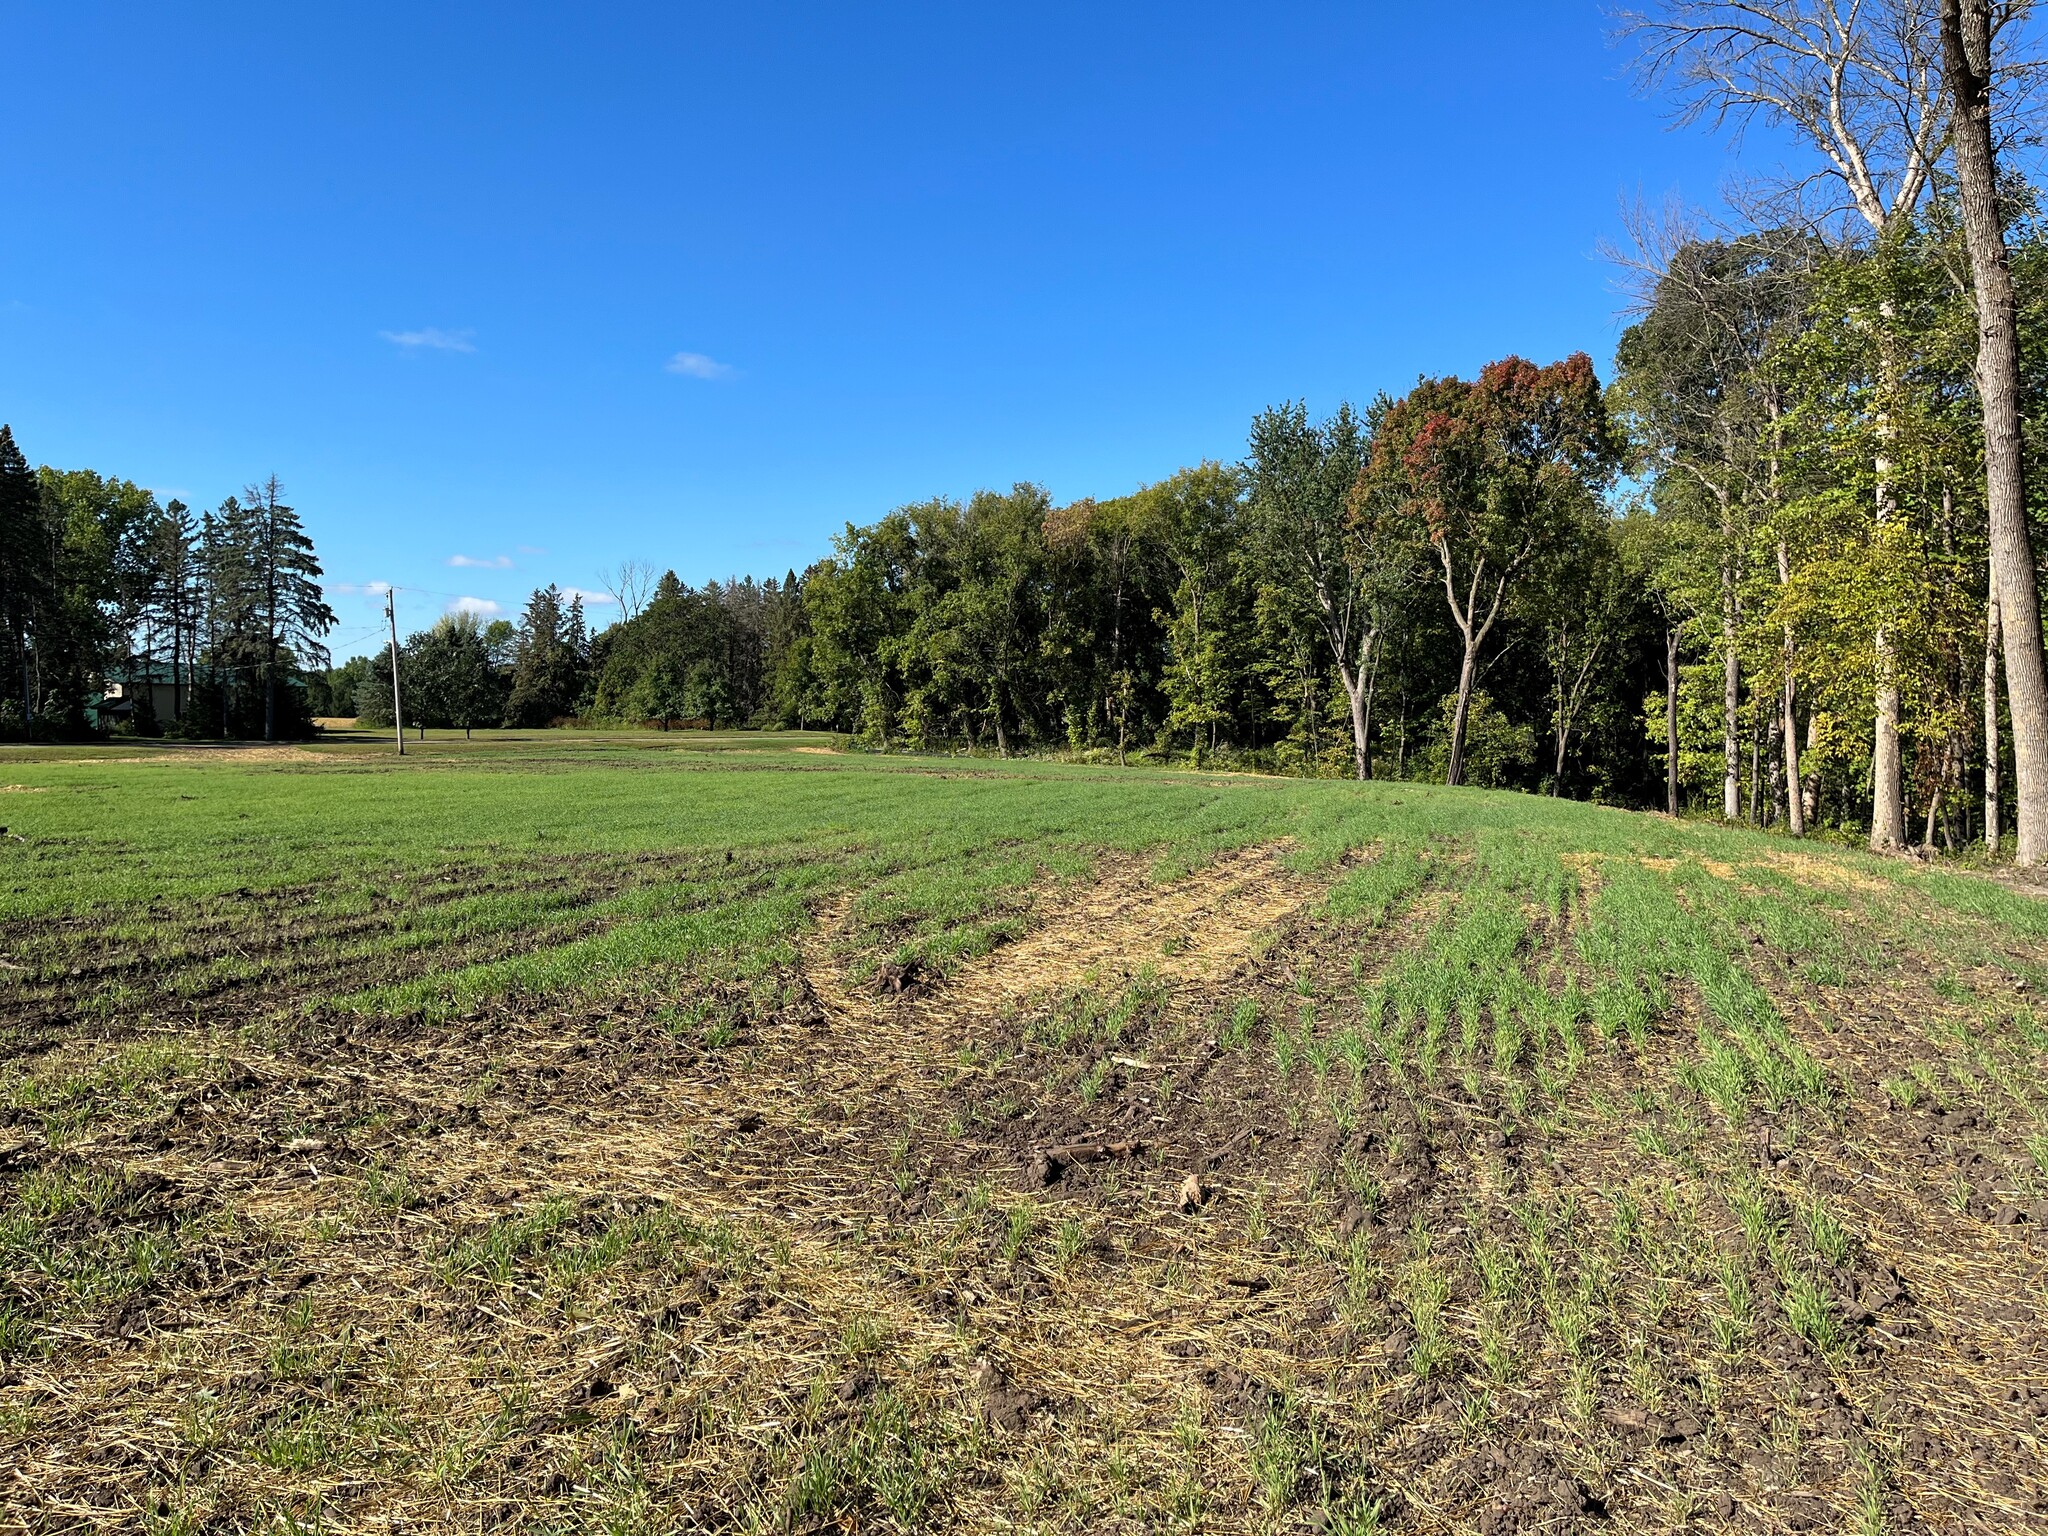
2 732 2046 1535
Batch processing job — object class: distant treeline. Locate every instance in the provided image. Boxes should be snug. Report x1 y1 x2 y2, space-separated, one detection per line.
346 382 1658 795
342 576 803 735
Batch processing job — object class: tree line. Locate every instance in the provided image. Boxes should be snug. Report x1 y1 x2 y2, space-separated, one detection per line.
0 426 332 740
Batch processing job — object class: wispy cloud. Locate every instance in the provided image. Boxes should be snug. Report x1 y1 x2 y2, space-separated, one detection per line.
448 553 513 569
381 327 476 353
563 587 619 607
665 350 733 380
333 580 393 598
516 544 548 556
448 595 503 617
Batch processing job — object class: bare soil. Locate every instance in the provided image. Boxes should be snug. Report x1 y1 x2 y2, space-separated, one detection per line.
2 843 2045 1533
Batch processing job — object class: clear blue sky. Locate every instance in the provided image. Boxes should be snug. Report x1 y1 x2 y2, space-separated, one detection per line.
2 2 1758 658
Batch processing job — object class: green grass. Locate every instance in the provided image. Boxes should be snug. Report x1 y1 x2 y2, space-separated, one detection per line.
4 731 2032 1035
6 730 2048 1531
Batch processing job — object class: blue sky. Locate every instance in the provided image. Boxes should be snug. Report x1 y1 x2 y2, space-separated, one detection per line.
1 2 1758 659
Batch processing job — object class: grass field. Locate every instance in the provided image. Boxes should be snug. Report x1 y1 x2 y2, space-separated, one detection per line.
2 731 2046 1534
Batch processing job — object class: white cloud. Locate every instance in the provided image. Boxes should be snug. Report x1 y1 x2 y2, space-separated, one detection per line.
449 553 513 569
361 581 392 596
665 350 733 380
381 327 476 352
448 595 503 617
562 587 618 607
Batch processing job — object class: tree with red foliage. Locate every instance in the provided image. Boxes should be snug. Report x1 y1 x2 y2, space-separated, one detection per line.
1368 354 1621 787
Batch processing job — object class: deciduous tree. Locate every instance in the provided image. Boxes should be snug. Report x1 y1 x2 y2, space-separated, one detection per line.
1245 403 1408 781
1376 356 1620 787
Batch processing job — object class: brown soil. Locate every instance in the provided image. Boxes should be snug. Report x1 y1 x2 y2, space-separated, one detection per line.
2 841 2045 1533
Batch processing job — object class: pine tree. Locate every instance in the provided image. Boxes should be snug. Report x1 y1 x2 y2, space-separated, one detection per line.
237 478 334 741
155 501 201 727
198 504 240 736
0 426 53 726
505 586 585 726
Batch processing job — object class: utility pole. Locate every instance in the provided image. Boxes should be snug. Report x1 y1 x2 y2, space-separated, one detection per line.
385 587 405 756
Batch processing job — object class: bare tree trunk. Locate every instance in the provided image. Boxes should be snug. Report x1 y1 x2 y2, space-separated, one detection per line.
1871 519 1907 846
1323 598 1380 783
1665 624 1681 816
1360 635 1381 781
1947 0 2048 866
1719 490 1740 820
1765 715 1783 826
1777 541 1804 835
1779 678 1802 833
1986 556 2002 852
1747 718 1761 824
1722 615 1740 820
1872 650 1907 845
1871 312 1908 850
1343 672 1369 782
1328 622 1379 783
1436 547 1506 790
1447 642 1479 788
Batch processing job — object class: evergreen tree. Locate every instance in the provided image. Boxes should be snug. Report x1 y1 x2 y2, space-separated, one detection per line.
0 425 54 728
505 585 585 726
237 478 334 741
144 500 202 729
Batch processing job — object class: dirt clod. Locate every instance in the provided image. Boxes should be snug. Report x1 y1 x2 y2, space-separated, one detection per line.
1200 1366 1276 1420
876 958 922 995
969 1357 1044 1431
835 1368 877 1403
